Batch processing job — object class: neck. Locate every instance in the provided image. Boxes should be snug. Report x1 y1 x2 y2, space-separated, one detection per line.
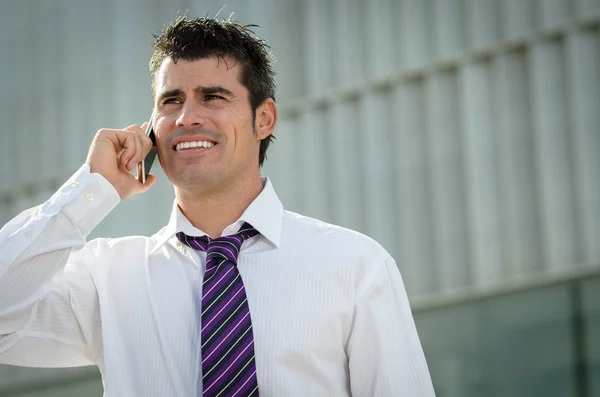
176 175 264 239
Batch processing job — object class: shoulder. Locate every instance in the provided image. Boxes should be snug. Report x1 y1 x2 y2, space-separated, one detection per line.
280 211 399 301
75 227 168 261
70 229 170 283
281 210 391 261
83 234 152 252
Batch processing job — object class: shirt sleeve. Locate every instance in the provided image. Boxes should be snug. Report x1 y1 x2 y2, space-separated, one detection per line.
0 164 120 367
347 253 436 396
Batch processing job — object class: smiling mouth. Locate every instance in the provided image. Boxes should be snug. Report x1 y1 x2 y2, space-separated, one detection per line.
174 141 216 151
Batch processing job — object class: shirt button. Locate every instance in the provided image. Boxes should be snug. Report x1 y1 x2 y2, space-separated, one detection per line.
71 182 79 188
25 230 33 238
85 193 94 202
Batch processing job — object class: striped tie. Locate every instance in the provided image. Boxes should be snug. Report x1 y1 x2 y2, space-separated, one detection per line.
177 223 260 397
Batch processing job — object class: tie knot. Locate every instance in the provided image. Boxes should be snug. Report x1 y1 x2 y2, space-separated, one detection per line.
176 222 259 265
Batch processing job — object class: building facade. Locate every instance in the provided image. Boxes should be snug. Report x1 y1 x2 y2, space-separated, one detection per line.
1 0 599 395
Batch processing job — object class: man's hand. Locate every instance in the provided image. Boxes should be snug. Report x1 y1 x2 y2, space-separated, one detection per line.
85 123 156 200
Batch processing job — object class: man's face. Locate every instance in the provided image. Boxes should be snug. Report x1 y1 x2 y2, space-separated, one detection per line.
153 56 264 194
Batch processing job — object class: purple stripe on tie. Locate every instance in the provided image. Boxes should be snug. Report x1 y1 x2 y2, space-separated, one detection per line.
190 238 207 251
203 327 253 381
202 265 236 302
209 244 237 263
201 273 242 313
202 325 253 376
211 351 257 397
204 340 255 394
213 239 241 255
202 268 239 310
209 351 257 397
204 258 228 281
201 298 250 351
230 370 258 397
202 311 251 364
201 286 245 335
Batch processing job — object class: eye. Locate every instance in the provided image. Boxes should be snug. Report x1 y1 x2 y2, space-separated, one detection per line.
163 98 182 105
205 95 225 101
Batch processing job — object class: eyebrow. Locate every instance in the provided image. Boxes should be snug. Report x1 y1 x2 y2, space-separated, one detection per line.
157 86 235 102
157 89 183 102
195 86 234 97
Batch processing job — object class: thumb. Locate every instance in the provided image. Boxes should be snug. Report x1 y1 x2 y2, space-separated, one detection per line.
141 173 157 190
125 173 157 199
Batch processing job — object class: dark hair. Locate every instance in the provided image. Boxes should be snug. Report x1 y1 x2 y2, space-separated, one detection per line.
150 16 277 166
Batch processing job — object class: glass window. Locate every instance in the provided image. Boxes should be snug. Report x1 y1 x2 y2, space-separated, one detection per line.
415 285 577 397
415 303 485 397
479 286 576 397
583 277 600 396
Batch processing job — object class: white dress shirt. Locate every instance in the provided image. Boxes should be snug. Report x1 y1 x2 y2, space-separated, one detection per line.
0 164 435 397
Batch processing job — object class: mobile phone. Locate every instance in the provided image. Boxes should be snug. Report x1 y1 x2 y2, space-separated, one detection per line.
138 115 158 184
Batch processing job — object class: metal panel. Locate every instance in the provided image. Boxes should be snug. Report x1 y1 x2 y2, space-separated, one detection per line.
399 0 432 68
262 117 301 212
332 0 366 87
495 49 543 277
530 38 580 271
38 1 64 180
188 0 231 17
465 0 499 48
461 59 505 287
426 70 471 292
0 1 13 191
327 99 366 232
576 0 600 14
84 2 115 135
110 0 155 128
14 1 38 185
61 1 88 169
433 0 464 58
0 200 9 227
304 0 334 96
501 0 536 39
360 89 398 256
266 0 306 101
567 28 600 266
296 109 331 221
538 0 574 29
392 79 436 298
365 0 396 78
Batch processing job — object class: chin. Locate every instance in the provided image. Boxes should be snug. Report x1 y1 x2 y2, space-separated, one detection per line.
167 163 214 184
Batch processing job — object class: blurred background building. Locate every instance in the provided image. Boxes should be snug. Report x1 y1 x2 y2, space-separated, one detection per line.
0 0 599 395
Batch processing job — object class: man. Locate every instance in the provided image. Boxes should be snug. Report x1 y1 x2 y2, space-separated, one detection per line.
0 16 435 396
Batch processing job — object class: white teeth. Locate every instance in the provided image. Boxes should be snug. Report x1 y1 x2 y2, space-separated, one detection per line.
175 141 215 151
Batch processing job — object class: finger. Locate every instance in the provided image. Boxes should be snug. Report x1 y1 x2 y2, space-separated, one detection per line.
127 133 143 171
124 124 144 134
117 132 138 168
140 130 154 155
118 163 130 176
128 122 153 153
136 129 154 164
131 173 157 195
143 173 157 189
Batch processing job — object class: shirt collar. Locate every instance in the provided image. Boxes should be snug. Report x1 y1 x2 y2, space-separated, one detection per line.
150 177 283 254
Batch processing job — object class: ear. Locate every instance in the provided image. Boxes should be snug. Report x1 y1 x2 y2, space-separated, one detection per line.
254 98 278 141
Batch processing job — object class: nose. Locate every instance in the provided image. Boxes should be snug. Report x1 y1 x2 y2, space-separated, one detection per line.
176 100 205 130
